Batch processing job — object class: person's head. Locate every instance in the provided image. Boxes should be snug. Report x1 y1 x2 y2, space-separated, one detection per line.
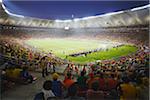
22 67 27 71
91 81 99 91
67 72 72 79
52 73 59 81
111 74 115 78
68 83 78 96
43 80 52 90
122 77 130 83
142 77 149 86
89 73 94 79
80 71 85 76
99 73 104 78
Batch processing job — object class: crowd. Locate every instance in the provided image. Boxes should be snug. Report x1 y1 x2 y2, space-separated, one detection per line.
34 42 149 100
34 67 148 100
0 26 149 99
0 36 67 91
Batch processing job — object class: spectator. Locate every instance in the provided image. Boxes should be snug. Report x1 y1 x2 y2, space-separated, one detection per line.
40 57 48 78
65 83 85 100
120 77 137 100
106 74 118 90
20 67 33 83
63 72 75 89
86 81 105 100
98 73 106 91
77 71 88 91
136 77 149 100
51 73 63 98
87 72 97 89
42 80 56 99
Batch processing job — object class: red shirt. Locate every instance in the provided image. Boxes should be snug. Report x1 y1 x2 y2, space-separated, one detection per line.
99 78 106 91
107 78 118 90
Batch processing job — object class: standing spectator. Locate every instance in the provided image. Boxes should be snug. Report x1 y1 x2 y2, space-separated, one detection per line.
106 74 118 90
87 72 97 89
63 72 75 89
98 73 106 91
77 71 88 91
40 57 48 78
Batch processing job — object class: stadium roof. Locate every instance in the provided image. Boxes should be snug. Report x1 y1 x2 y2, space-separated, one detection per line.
2 0 149 20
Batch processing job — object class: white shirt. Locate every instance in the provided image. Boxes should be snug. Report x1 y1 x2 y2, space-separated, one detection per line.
42 89 55 99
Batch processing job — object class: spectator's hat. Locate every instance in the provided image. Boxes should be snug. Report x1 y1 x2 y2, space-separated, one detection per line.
52 73 59 79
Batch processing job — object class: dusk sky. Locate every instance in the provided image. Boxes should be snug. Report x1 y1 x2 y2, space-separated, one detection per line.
3 0 149 20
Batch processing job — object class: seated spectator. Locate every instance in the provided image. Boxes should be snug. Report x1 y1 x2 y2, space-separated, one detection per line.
11 67 22 79
120 77 137 100
86 81 105 100
20 67 33 83
52 73 63 98
136 77 149 100
63 72 75 89
65 83 85 100
42 80 56 99
34 80 56 100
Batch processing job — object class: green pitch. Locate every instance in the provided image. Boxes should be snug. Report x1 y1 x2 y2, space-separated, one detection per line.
25 38 138 64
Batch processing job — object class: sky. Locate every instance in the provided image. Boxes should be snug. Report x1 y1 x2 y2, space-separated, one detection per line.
3 0 149 20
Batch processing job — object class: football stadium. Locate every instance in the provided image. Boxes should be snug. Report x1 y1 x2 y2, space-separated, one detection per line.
0 0 149 100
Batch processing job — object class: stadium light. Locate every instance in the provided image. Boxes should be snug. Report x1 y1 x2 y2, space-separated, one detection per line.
55 19 63 22
55 19 72 23
64 26 70 30
63 20 72 22
0 0 2 3
73 18 80 22
1 3 25 18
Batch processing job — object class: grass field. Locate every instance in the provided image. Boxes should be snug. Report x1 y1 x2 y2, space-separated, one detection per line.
25 38 138 64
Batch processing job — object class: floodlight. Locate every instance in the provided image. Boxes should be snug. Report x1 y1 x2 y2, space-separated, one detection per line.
63 20 72 22
73 18 80 22
64 26 70 30
55 19 63 22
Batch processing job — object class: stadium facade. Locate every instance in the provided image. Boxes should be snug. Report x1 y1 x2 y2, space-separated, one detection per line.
0 2 149 28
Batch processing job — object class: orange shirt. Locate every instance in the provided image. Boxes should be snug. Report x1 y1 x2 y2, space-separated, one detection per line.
63 78 74 88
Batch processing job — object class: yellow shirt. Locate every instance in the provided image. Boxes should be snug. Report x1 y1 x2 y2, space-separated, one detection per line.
120 83 137 100
6 69 13 77
12 68 22 78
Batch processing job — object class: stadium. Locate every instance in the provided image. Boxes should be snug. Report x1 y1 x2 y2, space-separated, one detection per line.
0 1 149 100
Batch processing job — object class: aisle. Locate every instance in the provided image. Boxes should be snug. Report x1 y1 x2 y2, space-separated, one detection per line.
1 72 65 100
